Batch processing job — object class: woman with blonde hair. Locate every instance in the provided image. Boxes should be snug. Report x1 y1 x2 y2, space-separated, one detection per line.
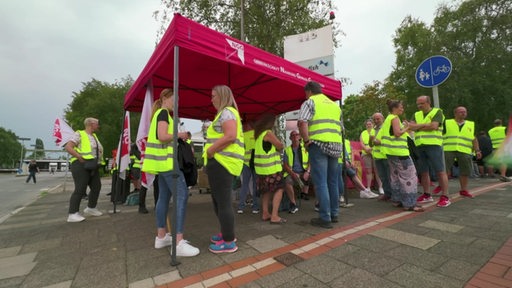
204 85 245 253
142 88 200 256
65 117 104 222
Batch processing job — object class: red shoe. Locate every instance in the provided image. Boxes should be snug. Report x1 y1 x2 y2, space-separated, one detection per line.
437 195 451 207
417 193 434 203
459 190 474 198
432 185 442 194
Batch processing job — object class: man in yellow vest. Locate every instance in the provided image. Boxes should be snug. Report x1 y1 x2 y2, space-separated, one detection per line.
407 96 451 208
283 130 309 213
370 112 393 201
488 119 510 182
443 106 482 198
299 81 342 229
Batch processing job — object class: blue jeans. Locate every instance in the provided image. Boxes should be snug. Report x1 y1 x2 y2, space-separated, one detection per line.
156 169 188 234
337 163 344 197
238 165 259 210
309 144 339 221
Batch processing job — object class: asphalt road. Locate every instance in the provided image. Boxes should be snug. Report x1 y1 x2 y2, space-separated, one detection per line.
0 171 70 223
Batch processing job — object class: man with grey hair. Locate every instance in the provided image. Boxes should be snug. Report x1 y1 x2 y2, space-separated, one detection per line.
369 112 393 201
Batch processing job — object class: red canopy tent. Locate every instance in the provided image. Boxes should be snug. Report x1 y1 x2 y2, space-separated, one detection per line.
124 14 342 121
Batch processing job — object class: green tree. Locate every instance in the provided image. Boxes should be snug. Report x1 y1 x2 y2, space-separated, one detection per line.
154 0 340 56
389 0 512 131
342 81 405 140
64 77 139 156
0 127 22 168
27 138 45 160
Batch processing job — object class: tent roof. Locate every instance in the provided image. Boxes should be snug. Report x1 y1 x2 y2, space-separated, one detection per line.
124 14 342 122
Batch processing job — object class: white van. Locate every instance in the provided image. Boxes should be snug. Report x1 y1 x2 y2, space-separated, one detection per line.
49 163 57 174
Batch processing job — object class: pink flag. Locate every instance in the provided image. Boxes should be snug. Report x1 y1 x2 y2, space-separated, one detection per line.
117 111 131 180
136 86 155 188
53 118 75 147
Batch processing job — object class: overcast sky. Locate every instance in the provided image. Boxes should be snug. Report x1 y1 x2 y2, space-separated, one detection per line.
0 0 446 150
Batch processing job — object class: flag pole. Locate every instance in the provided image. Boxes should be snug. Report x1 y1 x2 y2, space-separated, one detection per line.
170 45 180 266
111 110 128 214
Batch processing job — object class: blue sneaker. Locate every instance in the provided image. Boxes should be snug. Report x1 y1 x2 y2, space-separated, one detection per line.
209 240 238 254
210 233 237 244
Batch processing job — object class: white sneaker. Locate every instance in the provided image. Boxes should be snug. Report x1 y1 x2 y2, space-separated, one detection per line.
155 233 172 249
378 187 384 195
339 196 345 203
84 207 103 216
360 189 378 199
175 239 200 257
366 189 379 198
67 212 85 223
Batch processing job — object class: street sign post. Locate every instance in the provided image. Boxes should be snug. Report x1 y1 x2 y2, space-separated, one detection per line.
415 55 452 108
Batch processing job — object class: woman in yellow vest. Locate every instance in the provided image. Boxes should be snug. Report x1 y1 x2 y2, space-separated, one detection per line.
142 88 199 257
64 117 104 222
381 100 423 212
204 85 245 254
253 114 286 224
360 119 383 195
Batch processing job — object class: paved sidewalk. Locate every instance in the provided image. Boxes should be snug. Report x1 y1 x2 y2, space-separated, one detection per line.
0 176 511 288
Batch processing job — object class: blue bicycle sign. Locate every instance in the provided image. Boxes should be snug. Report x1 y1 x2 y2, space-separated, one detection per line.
416 56 452 88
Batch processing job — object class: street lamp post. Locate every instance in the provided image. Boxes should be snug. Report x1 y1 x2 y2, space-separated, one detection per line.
240 0 244 41
17 137 31 171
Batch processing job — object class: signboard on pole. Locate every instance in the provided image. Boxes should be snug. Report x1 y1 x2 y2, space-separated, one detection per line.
295 55 334 77
284 25 333 63
415 55 452 88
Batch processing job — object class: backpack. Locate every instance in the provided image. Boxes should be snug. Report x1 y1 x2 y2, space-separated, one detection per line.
125 192 139 206
178 138 198 186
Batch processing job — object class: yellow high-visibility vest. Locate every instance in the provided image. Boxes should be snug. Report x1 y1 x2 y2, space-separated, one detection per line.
444 119 475 154
360 129 375 155
254 130 282 175
283 144 308 177
381 114 409 157
372 126 387 160
308 94 342 143
142 108 174 174
243 130 255 166
70 130 102 164
414 108 444 146
204 107 245 176
488 126 506 149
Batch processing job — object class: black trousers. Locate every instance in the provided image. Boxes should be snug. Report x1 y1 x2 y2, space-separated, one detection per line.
69 161 101 213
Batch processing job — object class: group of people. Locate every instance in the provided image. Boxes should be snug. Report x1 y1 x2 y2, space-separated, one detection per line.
62 80 508 258
363 96 509 213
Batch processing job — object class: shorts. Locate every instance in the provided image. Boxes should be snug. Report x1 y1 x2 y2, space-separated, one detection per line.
445 151 472 176
361 154 374 169
285 172 309 186
415 145 446 174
